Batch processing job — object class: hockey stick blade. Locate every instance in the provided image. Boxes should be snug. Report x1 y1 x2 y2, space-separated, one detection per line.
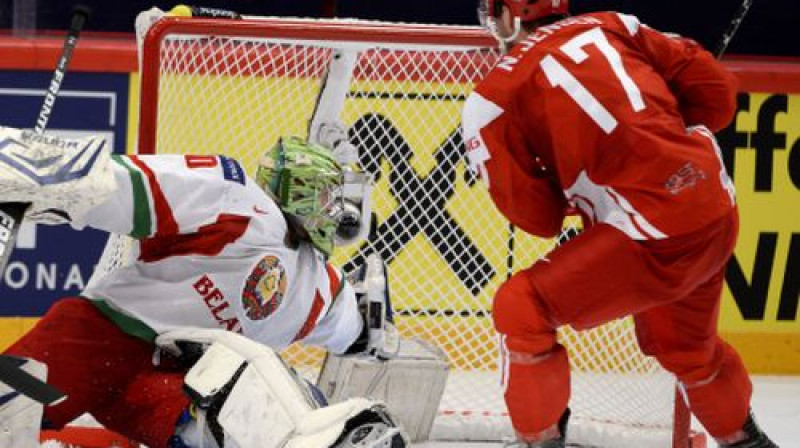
0 356 66 406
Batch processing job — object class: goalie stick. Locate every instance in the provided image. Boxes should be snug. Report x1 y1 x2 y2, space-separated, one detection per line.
0 5 90 407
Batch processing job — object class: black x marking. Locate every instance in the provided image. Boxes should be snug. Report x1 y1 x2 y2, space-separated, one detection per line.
343 113 496 296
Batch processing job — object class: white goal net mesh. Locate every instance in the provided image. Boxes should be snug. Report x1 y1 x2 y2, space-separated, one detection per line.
123 15 686 446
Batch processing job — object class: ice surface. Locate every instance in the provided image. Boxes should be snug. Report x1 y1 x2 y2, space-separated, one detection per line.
37 375 799 447
418 375 800 447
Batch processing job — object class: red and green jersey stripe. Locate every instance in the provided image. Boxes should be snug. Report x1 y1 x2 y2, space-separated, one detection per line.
112 155 180 239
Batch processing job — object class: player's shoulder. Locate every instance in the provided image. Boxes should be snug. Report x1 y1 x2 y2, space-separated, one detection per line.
584 11 646 37
462 88 501 126
240 194 293 246
473 55 528 106
463 78 513 131
537 11 646 38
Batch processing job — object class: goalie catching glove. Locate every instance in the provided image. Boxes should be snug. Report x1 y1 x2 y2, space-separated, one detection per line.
0 126 115 225
157 328 409 448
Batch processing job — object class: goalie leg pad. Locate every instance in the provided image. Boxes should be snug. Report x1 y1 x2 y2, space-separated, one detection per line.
0 357 46 448
161 328 407 448
0 126 116 224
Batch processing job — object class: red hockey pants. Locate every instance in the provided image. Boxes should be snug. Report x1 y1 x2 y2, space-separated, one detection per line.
5 298 189 447
493 209 752 440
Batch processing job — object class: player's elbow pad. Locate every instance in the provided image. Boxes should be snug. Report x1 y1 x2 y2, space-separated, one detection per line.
674 57 739 132
509 207 566 239
706 93 737 132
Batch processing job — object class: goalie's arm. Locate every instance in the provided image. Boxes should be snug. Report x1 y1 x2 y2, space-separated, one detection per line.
82 154 257 239
0 126 264 240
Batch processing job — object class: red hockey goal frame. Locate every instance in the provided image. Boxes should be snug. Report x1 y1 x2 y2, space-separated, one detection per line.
133 15 705 447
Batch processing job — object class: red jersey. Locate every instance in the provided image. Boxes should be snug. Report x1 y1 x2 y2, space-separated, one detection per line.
462 12 737 240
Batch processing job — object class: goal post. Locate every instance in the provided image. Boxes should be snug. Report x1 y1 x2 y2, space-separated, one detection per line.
132 14 704 447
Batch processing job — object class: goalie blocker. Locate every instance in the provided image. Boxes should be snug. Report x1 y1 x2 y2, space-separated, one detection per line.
0 126 116 225
156 328 409 448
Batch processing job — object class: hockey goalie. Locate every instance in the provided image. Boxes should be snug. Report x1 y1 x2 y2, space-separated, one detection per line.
0 126 406 448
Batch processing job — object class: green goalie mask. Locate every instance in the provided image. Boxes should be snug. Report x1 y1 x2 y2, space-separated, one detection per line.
255 136 344 256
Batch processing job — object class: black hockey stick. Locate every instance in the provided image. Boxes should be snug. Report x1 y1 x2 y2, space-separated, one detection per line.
33 6 90 134
713 0 755 58
0 5 90 407
0 356 65 406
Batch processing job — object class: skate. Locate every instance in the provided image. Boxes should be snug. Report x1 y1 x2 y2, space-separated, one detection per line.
504 439 564 448
719 412 780 448
504 409 571 448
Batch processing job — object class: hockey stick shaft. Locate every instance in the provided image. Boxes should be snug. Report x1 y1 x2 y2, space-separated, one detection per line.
713 0 754 58
0 6 90 407
0 203 29 276
34 6 89 134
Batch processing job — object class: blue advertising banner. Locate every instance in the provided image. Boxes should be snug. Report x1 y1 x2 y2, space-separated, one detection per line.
0 70 130 315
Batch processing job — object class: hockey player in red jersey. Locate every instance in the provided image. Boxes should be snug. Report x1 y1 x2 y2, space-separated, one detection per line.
462 1 779 447
0 129 405 448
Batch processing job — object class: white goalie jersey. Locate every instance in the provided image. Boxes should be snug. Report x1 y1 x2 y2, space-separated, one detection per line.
80 154 362 354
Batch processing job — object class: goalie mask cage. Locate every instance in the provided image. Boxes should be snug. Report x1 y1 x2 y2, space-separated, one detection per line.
128 15 705 448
